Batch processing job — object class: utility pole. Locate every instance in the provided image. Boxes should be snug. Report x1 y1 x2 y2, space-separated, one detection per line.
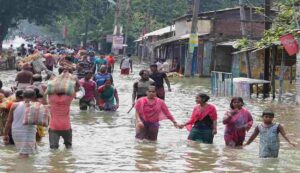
294 1 300 104
263 0 272 98
141 0 151 62
184 0 200 77
239 0 252 78
123 0 131 56
112 0 121 55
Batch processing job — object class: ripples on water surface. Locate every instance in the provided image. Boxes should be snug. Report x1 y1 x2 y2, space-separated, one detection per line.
0 65 300 172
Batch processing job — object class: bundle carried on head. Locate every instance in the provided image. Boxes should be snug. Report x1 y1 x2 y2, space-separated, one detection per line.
0 95 16 110
18 53 47 73
20 53 43 64
47 71 76 96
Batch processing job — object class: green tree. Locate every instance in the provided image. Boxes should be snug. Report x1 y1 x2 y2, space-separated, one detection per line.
0 0 80 51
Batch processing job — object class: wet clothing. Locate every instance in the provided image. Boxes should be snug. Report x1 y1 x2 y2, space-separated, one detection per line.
12 102 36 154
121 68 130 75
156 87 165 100
94 58 107 73
223 108 253 146
135 97 175 123
49 129 72 149
149 72 167 100
188 116 215 143
79 78 96 101
120 57 132 75
188 127 214 143
135 121 159 141
258 123 280 158
94 73 113 88
133 79 155 99
79 78 96 110
106 56 115 73
185 104 217 143
98 85 118 111
77 60 93 79
120 57 131 69
134 97 175 141
79 99 96 110
48 95 74 131
149 72 167 89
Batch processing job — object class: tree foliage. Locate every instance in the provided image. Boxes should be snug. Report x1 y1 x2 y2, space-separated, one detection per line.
256 0 300 48
0 0 80 49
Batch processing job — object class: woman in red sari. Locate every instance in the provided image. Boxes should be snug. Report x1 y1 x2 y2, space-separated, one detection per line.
223 97 253 147
179 93 217 144
134 86 178 141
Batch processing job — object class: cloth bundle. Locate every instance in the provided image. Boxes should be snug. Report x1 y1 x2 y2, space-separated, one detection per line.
23 102 49 127
32 59 47 73
47 72 76 96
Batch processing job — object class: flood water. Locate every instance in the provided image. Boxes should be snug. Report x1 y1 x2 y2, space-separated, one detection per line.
1 63 300 173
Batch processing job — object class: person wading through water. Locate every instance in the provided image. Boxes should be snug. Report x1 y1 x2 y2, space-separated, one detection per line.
149 64 171 100
134 86 178 141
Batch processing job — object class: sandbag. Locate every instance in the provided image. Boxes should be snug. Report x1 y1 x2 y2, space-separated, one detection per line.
23 102 49 127
32 59 47 73
47 72 76 96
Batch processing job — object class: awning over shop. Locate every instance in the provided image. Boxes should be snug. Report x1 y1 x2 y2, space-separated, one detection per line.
134 25 175 42
217 40 238 46
151 33 209 48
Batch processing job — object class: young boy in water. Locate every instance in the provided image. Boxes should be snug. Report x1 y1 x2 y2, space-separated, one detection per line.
244 110 296 158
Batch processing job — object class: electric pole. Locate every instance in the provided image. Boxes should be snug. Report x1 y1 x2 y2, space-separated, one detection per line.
112 0 121 55
239 0 251 78
184 0 200 77
294 1 300 104
263 0 271 98
123 0 131 56
141 0 151 62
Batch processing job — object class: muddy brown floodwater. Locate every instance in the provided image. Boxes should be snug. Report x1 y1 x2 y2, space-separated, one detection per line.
0 63 300 173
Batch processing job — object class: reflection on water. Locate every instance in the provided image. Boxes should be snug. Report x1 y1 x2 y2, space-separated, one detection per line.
0 65 300 172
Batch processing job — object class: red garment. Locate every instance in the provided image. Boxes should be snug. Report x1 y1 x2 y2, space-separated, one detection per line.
121 68 130 75
44 53 56 67
106 56 116 66
186 104 217 131
79 78 96 101
223 108 253 146
48 95 74 130
135 97 175 123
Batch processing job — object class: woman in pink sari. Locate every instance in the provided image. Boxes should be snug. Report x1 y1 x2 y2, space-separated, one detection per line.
134 86 178 141
223 97 253 147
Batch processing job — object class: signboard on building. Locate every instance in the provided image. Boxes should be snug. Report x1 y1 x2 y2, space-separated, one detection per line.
112 36 124 50
280 33 299 56
188 33 198 53
106 35 114 43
